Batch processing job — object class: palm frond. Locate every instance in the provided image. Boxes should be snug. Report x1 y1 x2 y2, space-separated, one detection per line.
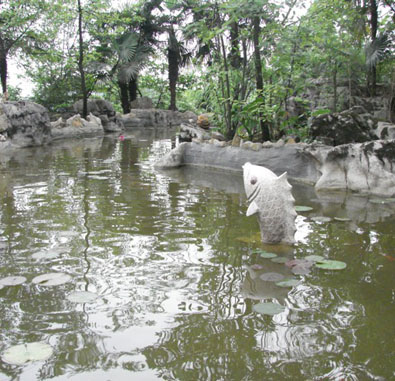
115 32 139 63
365 34 390 69
117 58 149 84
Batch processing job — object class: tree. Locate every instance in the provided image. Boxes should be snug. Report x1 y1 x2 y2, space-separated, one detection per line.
77 0 88 118
167 26 191 111
0 0 52 96
112 32 152 114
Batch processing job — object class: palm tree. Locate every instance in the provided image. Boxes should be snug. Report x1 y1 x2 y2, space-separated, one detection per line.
167 27 191 111
365 33 390 96
112 32 152 114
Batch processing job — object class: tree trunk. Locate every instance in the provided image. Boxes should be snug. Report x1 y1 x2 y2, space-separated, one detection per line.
252 16 270 142
168 47 178 111
332 61 337 112
128 77 138 103
119 81 130 114
369 0 378 96
0 37 8 95
219 35 233 140
77 0 88 119
229 21 241 69
0 51 7 96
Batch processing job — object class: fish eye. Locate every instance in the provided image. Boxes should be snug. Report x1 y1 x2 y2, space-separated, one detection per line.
250 176 257 185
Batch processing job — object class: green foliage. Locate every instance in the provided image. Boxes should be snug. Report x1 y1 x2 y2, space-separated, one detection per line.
5 0 394 130
6 85 22 101
365 34 391 70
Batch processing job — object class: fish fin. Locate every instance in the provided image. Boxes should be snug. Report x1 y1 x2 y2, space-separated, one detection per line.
276 172 292 190
277 171 288 181
246 201 259 216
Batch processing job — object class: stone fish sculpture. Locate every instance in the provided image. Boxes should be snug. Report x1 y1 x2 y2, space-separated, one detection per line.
243 162 296 245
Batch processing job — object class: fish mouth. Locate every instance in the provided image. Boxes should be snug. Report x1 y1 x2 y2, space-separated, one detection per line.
247 183 261 204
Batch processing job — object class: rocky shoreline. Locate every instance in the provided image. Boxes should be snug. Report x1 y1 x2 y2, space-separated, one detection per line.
0 100 197 150
1 100 395 197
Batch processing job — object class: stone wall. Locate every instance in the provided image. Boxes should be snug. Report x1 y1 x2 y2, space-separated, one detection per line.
155 139 395 197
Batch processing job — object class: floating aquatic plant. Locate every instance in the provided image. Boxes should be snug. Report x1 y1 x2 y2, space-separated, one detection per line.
285 259 314 275
292 265 311 275
2 342 53 365
66 291 98 303
311 216 332 223
295 205 313 212
253 302 285 315
253 250 277 259
32 273 71 286
275 278 300 288
0 276 27 286
315 259 347 270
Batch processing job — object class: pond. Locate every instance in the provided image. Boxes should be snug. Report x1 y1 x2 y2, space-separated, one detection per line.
0 129 394 380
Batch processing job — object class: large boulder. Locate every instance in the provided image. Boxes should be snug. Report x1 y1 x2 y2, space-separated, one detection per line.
130 96 153 109
0 101 52 148
308 106 377 145
73 99 124 132
304 140 395 196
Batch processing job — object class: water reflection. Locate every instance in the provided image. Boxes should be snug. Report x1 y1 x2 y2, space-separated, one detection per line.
0 130 394 380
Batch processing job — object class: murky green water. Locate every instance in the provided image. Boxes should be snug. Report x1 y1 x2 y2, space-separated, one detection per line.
0 129 394 380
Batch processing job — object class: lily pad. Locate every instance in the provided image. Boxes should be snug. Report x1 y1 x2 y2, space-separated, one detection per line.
0 276 27 286
315 259 347 270
2 342 53 365
32 272 71 286
66 291 98 303
260 272 284 282
271 257 289 264
253 302 285 315
257 251 277 259
311 216 332 223
295 205 313 212
285 259 313 268
305 255 325 262
275 278 300 288
385 198 395 202
334 217 351 222
292 265 311 275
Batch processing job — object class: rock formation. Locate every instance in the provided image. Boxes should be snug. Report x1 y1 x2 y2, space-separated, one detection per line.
50 113 104 141
122 109 197 128
73 99 124 132
130 96 153 109
303 140 395 196
0 101 52 148
308 106 377 145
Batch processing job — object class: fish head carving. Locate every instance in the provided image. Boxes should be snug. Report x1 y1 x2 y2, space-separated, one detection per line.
242 162 278 215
